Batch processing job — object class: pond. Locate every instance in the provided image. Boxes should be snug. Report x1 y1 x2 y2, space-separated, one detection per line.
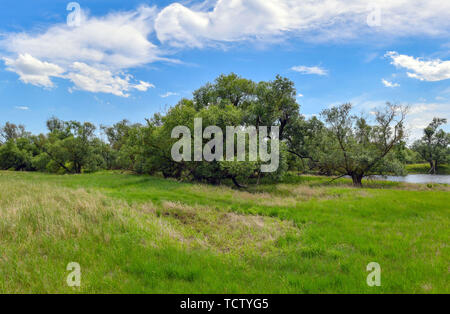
369 174 450 184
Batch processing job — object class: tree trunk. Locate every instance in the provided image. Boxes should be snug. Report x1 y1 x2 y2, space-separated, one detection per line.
351 174 363 187
429 161 436 174
429 161 434 174
231 177 247 189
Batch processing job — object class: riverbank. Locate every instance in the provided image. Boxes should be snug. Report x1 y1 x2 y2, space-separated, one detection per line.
0 171 448 293
406 163 450 175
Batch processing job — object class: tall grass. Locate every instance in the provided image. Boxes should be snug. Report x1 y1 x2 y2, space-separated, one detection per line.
0 171 448 293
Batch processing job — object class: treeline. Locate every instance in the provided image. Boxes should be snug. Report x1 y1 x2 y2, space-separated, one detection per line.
0 74 448 186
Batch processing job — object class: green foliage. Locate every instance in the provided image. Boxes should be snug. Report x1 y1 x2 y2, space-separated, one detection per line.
317 103 408 185
0 141 31 170
31 153 51 172
406 163 450 175
2 73 446 187
412 118 449 174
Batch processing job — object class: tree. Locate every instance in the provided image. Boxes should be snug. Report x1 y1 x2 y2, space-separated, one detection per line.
285 115 324 168
193 73 256 109
0 122 29 143
318 103 407 186
412 118 449 174
101 119 140 151
0 74 419 189
171 75 295 187
0 141 31 170
0 123 37 171
40 118 106 173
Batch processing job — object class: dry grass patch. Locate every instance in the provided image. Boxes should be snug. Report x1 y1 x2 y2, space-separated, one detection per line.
187 184 300 206
275 184 335 200
0 181 177 247
160 201 301 255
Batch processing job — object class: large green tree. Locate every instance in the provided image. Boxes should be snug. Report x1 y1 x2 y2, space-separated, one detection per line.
144 73 295 187
318 103 408 186
37 117 106 173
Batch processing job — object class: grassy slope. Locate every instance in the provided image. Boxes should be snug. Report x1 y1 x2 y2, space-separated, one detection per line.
0 171 448 293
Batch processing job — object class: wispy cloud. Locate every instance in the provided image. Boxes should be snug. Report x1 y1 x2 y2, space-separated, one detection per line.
160 91 179 98
14 106 29 110
291 66 328 76
381 79 400 88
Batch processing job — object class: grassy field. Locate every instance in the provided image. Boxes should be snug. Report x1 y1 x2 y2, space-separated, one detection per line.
406 163 450 175
0 171 448 293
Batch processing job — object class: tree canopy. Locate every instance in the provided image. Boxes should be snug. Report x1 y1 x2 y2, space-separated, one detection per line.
317 103 408 185
1 73 442 187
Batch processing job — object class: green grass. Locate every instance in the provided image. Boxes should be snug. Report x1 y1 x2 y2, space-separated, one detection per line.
0 171 448 293
406 163 450 175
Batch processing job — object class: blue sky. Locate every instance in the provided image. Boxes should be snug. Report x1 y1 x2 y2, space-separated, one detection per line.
0 0 449 140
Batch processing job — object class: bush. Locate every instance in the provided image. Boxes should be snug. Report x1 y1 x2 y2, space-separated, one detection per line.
0 141 32 170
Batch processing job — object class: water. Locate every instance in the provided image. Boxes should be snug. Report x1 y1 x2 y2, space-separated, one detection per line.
370 174 450 184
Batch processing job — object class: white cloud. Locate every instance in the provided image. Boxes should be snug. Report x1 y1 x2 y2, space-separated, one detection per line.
2 1 450 96
14 106 29 110
66 62 153 97
155 0 450 47
1 6 159 96
381 79 400 88
3 53 64 87
134 81 155 92
386 51 450 82
291 66 328 76
3 6 160 70
160 91 179 98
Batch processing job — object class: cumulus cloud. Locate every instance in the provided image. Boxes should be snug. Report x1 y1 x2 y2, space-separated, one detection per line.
386 51 450 82
291 66 328 76
381 79 400 88
1 6 159 96
2 1 450 95
155 0 450 48
3 6 160 69
3 54 64 87
66 62 153 97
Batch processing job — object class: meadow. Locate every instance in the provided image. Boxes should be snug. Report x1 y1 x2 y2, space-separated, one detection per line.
0 171 448 293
